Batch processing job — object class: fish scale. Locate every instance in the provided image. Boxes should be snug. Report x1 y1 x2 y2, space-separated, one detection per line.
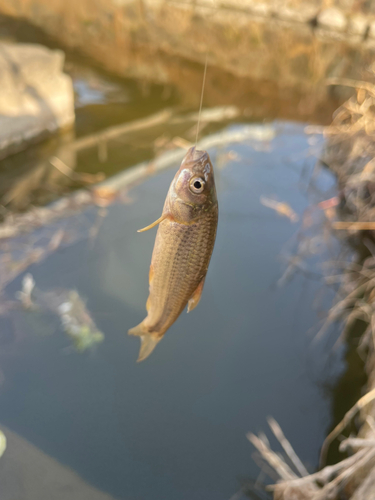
148 215 217 332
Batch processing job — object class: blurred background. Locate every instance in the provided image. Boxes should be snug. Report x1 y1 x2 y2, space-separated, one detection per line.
0 1 374 499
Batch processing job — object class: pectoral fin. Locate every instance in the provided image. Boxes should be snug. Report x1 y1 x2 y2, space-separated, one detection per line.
187 277 205 313
137 213 169 233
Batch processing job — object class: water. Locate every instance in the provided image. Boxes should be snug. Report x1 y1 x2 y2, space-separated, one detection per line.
0 18 365 500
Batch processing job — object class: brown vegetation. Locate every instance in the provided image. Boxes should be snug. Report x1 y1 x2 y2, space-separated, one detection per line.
248 73 375 499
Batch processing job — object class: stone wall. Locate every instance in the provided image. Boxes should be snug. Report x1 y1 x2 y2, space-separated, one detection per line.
0 0 374 93
210 0 375 16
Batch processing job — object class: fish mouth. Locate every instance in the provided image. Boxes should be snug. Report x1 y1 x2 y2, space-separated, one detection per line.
184 146 208 164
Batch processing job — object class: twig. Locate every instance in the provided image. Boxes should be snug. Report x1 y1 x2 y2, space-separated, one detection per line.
247 433 297 481
339 437 375 451
50 156 105 184
49 156 75 178
333 221 375 230
252 451 280 482
326 78 375 96
320 387 375 468
365 415 375 435
314 448 375 500
267 417 309 477
266 448 368 490
70 109 173 152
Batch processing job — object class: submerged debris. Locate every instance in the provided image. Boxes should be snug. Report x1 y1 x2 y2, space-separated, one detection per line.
56 291 104 352
15 273 35 309
260 196 299 222
12 277 105 353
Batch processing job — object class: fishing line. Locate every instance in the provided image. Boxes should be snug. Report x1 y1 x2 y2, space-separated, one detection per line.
195 53 208 147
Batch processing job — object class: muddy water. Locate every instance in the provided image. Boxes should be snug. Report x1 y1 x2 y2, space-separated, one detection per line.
0 18 365 500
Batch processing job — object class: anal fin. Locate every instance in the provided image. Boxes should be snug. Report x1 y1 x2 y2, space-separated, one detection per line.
187 277 205 313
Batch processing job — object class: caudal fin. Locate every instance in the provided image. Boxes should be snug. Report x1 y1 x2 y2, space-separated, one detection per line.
128 323 161 362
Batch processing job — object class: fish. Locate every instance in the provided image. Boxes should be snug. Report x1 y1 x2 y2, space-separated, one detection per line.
129 146 218 361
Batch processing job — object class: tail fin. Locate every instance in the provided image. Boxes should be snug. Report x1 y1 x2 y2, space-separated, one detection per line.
128 323 161 362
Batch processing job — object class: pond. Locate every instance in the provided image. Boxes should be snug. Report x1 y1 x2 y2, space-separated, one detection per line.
0 17 365 500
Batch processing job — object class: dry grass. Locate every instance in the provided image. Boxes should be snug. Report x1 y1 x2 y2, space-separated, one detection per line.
247 74 375 499
248 414 375 499
322 76 375 228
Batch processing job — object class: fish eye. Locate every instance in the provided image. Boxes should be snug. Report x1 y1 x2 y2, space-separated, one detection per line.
190 177 205 194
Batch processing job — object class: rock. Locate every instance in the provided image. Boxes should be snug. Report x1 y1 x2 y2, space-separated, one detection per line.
318 8 347 32
221 0 272 16
275 5 319 23
0 43 75 159
348 14 368 36
0 425 118 500
247 2 272 16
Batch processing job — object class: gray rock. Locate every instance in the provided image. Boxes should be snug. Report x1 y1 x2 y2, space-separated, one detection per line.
318 7 347 32
0 43 75 159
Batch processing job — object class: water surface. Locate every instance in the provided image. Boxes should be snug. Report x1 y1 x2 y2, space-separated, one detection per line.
0 121 346 499
0 19 362 500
